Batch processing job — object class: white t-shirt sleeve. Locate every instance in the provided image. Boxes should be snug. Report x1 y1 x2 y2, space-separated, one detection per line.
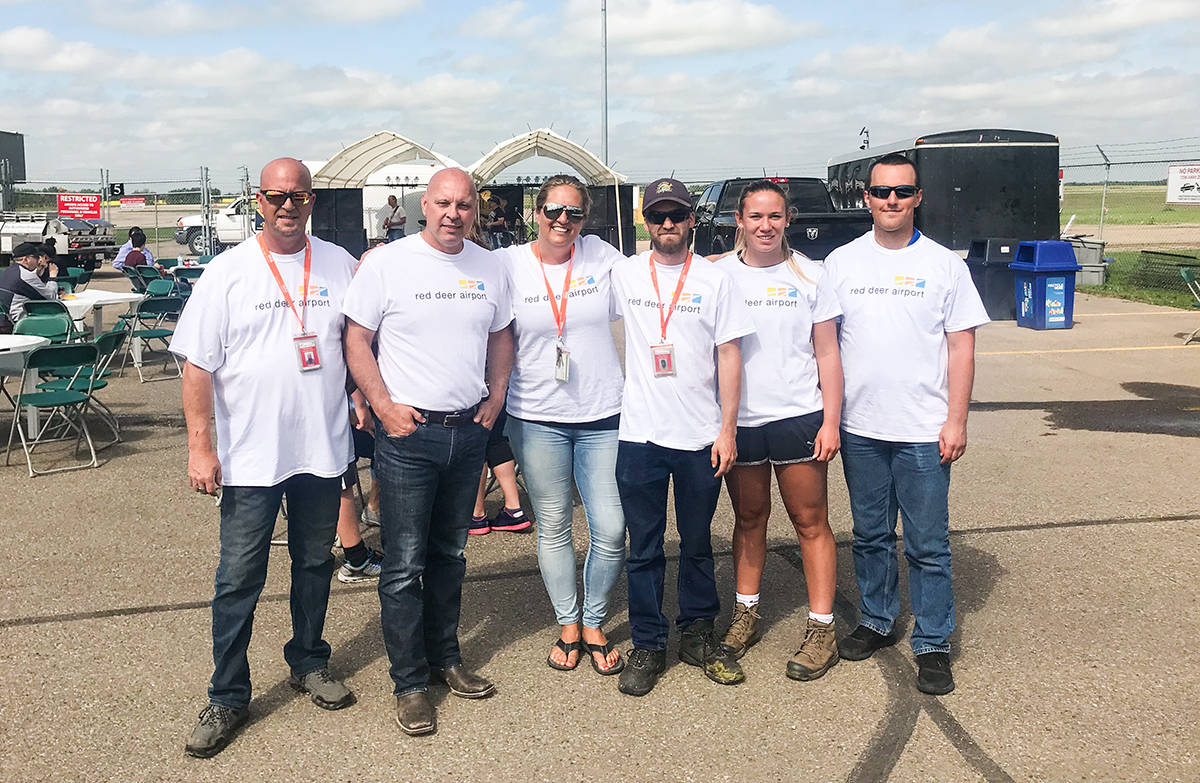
713 270 756 345
342 257 385 330
944 257 991 332
489 267 513 332
169 266 227 373
811 265 843 324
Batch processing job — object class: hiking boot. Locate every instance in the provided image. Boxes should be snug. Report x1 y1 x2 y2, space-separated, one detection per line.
338 547 383 583
184 704 247 758
679 619 745 685
489 507 532 533
288 667 355 710
617 647 667 697
837 625 897 661
786 617 839 681
916 652 955 695
720 603 763 659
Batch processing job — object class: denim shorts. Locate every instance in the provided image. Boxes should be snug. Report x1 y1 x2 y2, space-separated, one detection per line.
734 410 823 466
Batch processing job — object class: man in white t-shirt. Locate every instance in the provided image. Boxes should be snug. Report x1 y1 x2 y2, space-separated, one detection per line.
343 168 514 737
822 153 990 696
611 177 755 697
173 158 358 758
380 194 406 242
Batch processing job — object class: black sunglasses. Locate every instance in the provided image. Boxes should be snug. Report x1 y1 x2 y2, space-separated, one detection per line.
259 189 315 206
542 202 585 222
644 207 692 225
866 185 919 200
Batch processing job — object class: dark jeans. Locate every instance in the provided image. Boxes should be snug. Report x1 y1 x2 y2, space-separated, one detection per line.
374 418 488 696
616 440 723 650
208 473 341 709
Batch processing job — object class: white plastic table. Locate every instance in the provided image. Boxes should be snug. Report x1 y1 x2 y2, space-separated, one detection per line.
0 334 52 433
60 290 145 338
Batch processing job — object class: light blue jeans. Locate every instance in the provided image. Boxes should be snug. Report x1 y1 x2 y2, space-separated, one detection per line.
507 418 626 629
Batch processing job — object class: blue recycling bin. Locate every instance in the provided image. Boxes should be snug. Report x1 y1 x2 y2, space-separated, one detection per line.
1010 241 1081 330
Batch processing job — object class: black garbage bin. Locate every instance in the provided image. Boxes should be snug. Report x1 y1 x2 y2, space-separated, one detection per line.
965 237 1020 321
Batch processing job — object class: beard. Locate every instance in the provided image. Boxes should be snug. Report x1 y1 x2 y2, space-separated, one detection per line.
650 231 688 256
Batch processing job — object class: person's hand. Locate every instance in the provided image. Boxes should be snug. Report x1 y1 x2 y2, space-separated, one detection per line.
379 401 424 438
812 422 840 462
474 396 503 430
188 447 222 496
711 429 737 477
48 263 59 277
353 403 375 432
939 420 967 464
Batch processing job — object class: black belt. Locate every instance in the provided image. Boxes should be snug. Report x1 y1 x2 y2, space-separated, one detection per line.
416 404 479 427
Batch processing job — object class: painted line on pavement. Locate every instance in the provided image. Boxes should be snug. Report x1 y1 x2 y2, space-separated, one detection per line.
979 344 1200 356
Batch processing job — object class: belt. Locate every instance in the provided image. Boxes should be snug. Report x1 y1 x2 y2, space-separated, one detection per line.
416 403 479 427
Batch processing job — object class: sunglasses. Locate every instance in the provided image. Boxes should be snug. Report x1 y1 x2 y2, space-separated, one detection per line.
542 203 585 222
866 185 919 200
259 189 315 206
643 207 692 225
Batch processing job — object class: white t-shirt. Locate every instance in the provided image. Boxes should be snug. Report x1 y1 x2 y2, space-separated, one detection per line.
611 251 755 450
498 234 625 423
714 251 842 427
342 233 513 411
822 230 990 442
169 235 356 486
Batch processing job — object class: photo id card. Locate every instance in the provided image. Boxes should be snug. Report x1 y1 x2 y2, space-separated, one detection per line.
651 343 676 377
554 344 570 383
294 333 322 372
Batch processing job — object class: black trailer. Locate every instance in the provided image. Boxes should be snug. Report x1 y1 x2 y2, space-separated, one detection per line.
826 129 1059 251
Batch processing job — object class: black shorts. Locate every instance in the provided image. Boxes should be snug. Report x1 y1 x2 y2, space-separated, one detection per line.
485 407 514 468
340 463 359 491
734 411 823 466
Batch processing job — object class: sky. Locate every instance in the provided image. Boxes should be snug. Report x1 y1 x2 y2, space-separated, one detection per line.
0 0 1198 189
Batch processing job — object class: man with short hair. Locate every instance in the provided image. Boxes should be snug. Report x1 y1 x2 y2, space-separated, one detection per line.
343 167 513 736
822 152 989 695
611 177 754 697
380 194 406 242
173 158 359 758
0 241 59 330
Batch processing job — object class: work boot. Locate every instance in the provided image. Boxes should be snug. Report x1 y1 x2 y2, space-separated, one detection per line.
617 647 667 697
837 625 897 661
720 603 763 659
679 619 745 685
916 652 955 695
786 617 839 681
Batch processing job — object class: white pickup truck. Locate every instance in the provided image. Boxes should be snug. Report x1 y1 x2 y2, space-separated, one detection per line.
174 196 259 254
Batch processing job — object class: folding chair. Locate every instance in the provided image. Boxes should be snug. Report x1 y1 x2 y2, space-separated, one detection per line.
196 255 216 265
120 296 183 382
1182 267 1200 344
38 329 127 449
123 266 148 293
174 267 205 282
5 343 100 477
14 313 74 344
133 266 164 287
144 279 178 297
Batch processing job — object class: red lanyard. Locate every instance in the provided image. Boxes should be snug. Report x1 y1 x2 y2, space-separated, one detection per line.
533 241 575 341
648 252 692 342
257 233 311 333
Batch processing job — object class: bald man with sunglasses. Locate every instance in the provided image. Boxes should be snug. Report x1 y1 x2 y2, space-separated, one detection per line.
173 158 360 758
821 153 989 696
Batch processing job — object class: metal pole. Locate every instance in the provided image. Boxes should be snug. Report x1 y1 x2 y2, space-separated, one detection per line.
1096 145 1110 242
601 0 608 166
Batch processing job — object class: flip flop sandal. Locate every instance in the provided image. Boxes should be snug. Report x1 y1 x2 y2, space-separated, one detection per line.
585 641 625 676
547 638 582 671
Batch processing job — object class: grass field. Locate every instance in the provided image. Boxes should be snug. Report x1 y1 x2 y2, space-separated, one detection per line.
1060 184 1200 226
1076 248 1199 309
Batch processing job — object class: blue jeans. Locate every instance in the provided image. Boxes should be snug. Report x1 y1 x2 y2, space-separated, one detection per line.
840 431 954 654
208 473 341 709
374 418 488 696
507 419 625 629
386 228 405 242
616 441 722 650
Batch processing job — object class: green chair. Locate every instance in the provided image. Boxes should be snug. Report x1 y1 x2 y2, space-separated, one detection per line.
123 266 148 293
145 279 178 296
21 300 85 340
1182 268 1200 344
121 296 183 382
5 343 100 476
38 330 126 449
196 254 215 265
14 313 74 344
174 267 205 282
61 267 90 292
133 266 164 287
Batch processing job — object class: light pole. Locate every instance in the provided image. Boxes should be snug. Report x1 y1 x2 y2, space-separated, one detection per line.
601 0 608 166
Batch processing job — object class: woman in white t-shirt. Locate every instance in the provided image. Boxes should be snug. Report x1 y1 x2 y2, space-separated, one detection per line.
710 180 844 683
496 175 627 676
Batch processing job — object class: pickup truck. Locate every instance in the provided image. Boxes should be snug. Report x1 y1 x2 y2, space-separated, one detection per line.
0 212 118 269
691 177 870 260
174 195 260 254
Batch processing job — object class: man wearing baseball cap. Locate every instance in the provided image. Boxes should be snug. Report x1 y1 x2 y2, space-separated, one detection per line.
0 241 59 332
610 177 754 696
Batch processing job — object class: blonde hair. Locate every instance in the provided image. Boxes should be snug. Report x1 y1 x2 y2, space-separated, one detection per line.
732 179 815 286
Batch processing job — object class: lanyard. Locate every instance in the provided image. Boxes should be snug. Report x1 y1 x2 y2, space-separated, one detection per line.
533 241 575 341
648 251 692 343
257 233 311 333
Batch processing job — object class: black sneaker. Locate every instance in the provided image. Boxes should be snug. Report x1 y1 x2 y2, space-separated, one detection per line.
916 652 955 695
837 625 897 661
617 647 667 697
184 704 248 758
679 619 745 685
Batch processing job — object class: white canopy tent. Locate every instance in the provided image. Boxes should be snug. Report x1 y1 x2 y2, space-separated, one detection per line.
311 131 461 188
468 129 627 186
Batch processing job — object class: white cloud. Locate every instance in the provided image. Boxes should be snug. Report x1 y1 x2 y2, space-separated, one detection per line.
1034 0 1200 37
292 0 423 22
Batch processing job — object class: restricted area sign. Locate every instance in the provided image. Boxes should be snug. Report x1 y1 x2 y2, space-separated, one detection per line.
1166 165 1200 204
56 193 101 218
119 196 146 209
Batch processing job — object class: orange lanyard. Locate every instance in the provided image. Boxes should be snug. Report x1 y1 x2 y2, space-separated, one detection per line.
257 233 311 333
533 242 575 341
648 252 692 343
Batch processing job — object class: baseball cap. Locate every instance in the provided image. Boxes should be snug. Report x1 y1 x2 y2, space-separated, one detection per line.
641 178 693 214
11 241 43 260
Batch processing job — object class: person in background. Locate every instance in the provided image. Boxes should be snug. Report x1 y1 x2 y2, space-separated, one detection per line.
334 391 385 583
381 195 406 242
0 241 59 330
114 227 154 270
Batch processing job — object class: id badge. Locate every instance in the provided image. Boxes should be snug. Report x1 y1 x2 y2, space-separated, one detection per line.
294 333 321 372
651 343 675 377
554 344 570 383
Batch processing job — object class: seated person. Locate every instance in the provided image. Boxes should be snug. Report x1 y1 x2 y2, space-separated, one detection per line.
0 241 59 331
114 228 156 270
